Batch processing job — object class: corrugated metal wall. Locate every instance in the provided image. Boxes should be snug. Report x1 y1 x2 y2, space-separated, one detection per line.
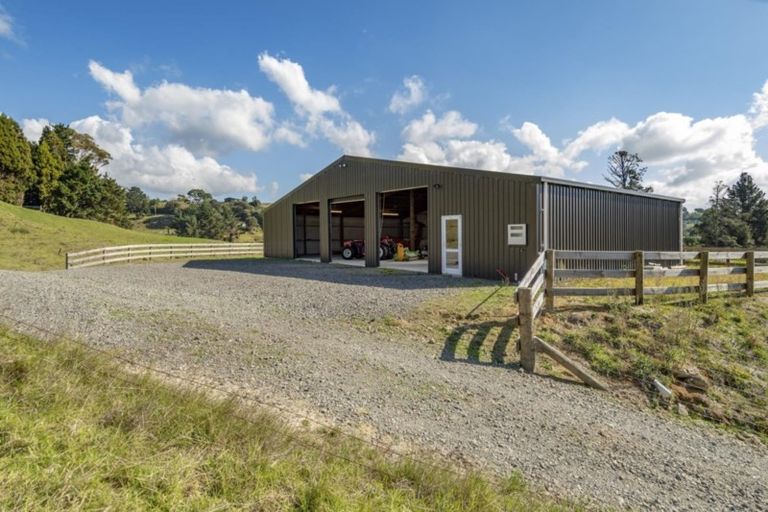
264 157 683 279
264 156 540 280
545 182 683 268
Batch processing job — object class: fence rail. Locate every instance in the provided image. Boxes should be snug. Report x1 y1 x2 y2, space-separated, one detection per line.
513 249 768 384
66 243 263 269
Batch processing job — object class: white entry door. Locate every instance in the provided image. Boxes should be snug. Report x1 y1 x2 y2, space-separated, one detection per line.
441 215 462 276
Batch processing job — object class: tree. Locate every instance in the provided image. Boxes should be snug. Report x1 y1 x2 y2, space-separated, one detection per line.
0 114 34 205
25 132 66 209
724 172 768 246
604 150 653 192
171 190 261 241
696 180 753 247
126 186 150 216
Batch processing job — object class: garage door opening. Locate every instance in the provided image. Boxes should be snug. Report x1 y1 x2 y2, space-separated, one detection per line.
378 187 428 272
293 202 320 258
330 198 365 261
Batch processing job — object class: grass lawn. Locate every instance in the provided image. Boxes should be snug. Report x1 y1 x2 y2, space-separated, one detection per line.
0 202 213 271
0 325 575 511
366 277 768 444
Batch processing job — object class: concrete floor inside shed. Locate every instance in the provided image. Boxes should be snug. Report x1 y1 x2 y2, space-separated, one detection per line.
296 257 429 274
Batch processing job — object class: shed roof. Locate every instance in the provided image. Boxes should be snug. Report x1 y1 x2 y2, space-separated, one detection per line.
266 155 685 211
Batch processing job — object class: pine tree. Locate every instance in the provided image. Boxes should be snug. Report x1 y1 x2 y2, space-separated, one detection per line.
696 180 753 247
724 172 768 246
604 150 653 192
0 114 34 205
31 137 65 210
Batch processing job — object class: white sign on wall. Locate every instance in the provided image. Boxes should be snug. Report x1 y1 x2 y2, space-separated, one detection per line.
507 224 527 245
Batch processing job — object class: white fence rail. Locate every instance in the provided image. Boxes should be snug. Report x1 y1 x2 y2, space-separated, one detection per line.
66 243 263 269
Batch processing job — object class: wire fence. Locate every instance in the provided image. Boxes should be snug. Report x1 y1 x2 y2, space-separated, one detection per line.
0 310 508 501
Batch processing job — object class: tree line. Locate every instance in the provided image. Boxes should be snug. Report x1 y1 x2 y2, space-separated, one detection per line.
0 113 128 225
0 113 263 241
685 174 768 248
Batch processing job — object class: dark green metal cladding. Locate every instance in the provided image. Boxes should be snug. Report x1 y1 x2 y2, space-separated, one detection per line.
263 156 684 280
263 156 541 280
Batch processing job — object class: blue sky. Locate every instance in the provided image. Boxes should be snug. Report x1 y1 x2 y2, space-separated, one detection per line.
2 0 768 206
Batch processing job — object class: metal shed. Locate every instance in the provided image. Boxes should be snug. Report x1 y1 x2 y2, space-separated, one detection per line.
263 155 684 280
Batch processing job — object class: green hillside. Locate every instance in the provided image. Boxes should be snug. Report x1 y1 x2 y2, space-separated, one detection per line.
0 202 211 271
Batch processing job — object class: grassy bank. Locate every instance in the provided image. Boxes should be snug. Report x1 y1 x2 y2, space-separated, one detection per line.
0 202 212 271
0 326 574 511
367 280 768 443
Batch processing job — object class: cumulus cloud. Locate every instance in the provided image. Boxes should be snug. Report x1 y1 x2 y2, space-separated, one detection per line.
299 173 313 182
750 79 768 129
21 118 50 142
0 6 19 43
389 75 426 114
399 111 573 177
258 52 374 156
400 79 768 206
88 60 276 155
88 61 141 103
71 116 260 196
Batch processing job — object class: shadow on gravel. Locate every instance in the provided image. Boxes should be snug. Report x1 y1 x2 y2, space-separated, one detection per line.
183 258 493 290
441 319 589 387
441 320 519 368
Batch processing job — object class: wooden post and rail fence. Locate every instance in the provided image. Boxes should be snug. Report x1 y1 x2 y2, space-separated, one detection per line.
515 249 768 389
66 242 264 269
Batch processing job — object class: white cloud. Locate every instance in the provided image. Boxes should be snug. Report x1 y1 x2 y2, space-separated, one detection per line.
258 52 374 156
257 53 340 116
399 111 572 176
88 60 275 155
21 118 50 142
0 7 19 43
563 112 768 206
88 61 141 103
299 173 313 182
749 79 768 129
273 123 306 147
400 79 768 207
561 118 631 160
268 181 279 199
389 75 426 114
71 116 260 196
402 110 477 144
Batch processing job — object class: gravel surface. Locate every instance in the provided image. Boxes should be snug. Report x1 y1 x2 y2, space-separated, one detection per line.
1 259 766 511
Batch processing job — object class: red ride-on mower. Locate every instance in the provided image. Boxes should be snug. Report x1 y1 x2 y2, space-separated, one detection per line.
341 236 400 260
341 239 365 259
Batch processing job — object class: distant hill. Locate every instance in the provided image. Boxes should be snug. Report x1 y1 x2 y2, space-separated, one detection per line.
0 202 212 271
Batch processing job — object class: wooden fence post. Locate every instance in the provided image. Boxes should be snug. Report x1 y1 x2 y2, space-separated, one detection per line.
65 253 69 270
518 287 536 373
699 251 709 303
545 249 555 311
634 251 644 305
746 251 755 297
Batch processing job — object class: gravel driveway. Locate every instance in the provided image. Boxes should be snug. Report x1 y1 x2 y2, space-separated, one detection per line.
1 259 766 511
